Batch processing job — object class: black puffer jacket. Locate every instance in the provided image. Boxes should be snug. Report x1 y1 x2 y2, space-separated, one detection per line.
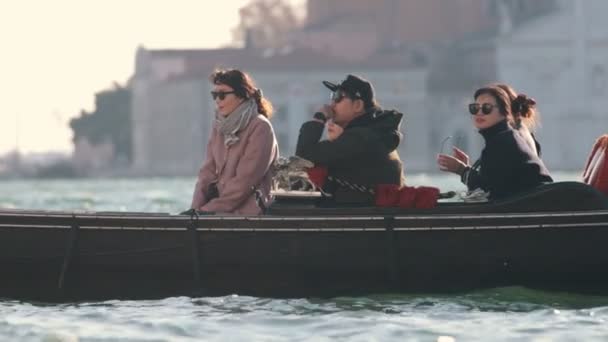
296 108 405 204
464 119 553 199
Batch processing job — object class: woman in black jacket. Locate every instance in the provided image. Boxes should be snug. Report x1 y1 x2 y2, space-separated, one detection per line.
437 85 553 200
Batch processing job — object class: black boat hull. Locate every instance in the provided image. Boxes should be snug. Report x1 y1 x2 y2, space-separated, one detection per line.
0 182 607 301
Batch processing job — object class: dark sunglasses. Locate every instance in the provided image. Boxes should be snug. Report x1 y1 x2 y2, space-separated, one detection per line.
468 103 495 115
211 91 235 100
330 90 361 103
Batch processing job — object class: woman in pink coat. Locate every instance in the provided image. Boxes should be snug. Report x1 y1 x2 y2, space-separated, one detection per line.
188 69 279 215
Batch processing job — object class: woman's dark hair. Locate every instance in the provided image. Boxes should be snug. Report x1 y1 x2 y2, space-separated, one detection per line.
209 69 273 118
494 83 539 130
473 85 512 118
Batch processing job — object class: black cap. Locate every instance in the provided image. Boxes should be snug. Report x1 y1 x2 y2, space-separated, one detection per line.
322 74 376 109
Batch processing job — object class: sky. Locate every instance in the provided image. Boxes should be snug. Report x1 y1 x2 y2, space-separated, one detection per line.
0 0 302 155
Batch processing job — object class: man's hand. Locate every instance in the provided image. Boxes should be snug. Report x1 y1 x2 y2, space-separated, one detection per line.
327 120 344 141
315 105 334 120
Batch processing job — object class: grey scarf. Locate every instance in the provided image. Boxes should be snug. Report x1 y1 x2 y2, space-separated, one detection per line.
215 99 258 146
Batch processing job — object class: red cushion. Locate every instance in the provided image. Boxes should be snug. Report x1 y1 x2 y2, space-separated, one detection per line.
397 186 417 208
414 186 440 209
306 166 328 189
583 135 608 195
375 184 401 207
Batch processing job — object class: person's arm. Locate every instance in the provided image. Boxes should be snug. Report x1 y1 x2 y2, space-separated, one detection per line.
296 126 384 167
461 160 484 191
295 120 325 159
200 121 276 213
190 129 218 209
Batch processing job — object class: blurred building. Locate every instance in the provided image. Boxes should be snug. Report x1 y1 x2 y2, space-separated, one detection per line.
131 47 427 175
496 0 608 170
423 0 608 172
72 138 115 173
130 0 605 176
299 0 554 62
71 85 131 175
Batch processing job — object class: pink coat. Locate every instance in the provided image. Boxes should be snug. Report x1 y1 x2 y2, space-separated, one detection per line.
191 114 278 215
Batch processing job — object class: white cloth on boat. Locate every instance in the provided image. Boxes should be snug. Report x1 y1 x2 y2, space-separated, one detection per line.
460 188 490 203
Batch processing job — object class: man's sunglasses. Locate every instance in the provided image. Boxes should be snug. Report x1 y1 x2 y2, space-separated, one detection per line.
330 91 361 103
211 91 235 100
468 103 495 115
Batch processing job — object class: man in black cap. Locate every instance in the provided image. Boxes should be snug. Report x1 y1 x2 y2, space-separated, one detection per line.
296 74 405 205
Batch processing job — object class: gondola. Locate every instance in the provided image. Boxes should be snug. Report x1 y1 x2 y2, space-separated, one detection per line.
0 181 607 301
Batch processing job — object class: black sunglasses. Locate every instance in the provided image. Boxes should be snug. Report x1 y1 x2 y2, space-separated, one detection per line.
468 103 495 115
211 91 236 100
330 90 361 103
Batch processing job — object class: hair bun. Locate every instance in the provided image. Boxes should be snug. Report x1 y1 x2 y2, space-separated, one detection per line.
512 94 536 117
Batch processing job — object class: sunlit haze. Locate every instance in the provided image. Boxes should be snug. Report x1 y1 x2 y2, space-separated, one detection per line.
0 0 301 155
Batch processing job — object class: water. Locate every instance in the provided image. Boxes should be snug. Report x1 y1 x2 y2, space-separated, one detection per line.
2 290 608 341
0 172 580 213
2 172 606 341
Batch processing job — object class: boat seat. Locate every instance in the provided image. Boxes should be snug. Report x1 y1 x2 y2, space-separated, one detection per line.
583 134 608 196
267 181 608 216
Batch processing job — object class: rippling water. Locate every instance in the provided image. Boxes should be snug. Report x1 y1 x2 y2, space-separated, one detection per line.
2 290 608 341
2 172 606 341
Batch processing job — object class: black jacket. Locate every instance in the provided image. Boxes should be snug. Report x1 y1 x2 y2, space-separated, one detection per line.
296 108 405 204
463 119 553 199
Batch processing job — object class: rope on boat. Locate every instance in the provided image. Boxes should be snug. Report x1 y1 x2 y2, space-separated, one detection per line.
327 175 375 194
325 176 455 198
58 214 80 290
